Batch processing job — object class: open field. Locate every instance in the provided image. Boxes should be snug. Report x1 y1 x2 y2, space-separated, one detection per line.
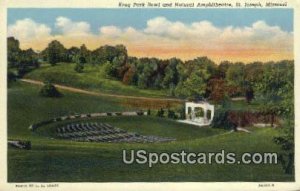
7 82 293 182
24 63 169 98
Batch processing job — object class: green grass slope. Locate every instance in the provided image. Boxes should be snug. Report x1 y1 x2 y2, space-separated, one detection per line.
7 82 293 182
8 82 126 140
24 63 168 98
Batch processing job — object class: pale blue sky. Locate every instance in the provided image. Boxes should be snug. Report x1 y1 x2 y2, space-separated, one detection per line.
8 8 293 35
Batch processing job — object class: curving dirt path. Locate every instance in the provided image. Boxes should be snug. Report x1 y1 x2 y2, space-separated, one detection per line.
20 78 184 103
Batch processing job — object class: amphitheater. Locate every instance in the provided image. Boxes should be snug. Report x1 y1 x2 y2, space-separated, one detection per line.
30 111 176 143
56 122 175 143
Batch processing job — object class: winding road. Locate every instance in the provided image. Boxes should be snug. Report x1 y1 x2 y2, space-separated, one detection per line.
20 78 184 103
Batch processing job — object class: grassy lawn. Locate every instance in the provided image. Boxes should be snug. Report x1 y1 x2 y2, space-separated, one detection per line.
227 100 261 111
8 82 127 140
24 63 169 98
7 82 294 182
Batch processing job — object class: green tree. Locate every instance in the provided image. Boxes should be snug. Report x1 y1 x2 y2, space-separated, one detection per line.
245 84 254 104
162 58 181 89
178 105 186 119
7 71 17 83
217 61 232 78
8 37 39 73
254 63 292 125
79 44 89 60
270 61 294 174
74 63 84 73
175 72 208 99
92 44 127 64
7 37 21 68
103 61 114 78
123 63 138 85
174 57 216 99
167 109 177 119
73 44 88 73
226 63 245 87
46 40 66 66
136 58 159 89
67 46 80 63
137 73 148 89
225 63 246 96
156 108 164 117
244 62 264 84
252 60 294 174
99 45 128 80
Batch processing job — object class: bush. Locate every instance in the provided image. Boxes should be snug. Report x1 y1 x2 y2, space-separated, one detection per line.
7 71 17 82
167 109 177 119
136 111 144 116
39 82 62 98
211 108 236 130
156 108 164 117
147 109 151 116
178 105 186 119
273 119 294 174
74 63 84 73
17 66 31 77
245 87 254 103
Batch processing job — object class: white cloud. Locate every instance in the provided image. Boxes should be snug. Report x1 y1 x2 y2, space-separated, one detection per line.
97 17 292 52
55 16 91 36
7 18 51 41
144 17 186 38
7 16 293 61
144 17 221 40
99 26 122 37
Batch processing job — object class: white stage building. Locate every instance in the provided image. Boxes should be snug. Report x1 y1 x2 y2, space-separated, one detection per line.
178 101 214 127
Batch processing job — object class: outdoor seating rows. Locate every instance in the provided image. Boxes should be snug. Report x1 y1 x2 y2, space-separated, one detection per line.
56 122 175 143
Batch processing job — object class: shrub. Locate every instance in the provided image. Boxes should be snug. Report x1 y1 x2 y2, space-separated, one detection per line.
167 109 177 119
39 82 62 98
156 108 164 117
136 111 144 116
7 71 17 82
273 121 294 174
17 66 31 77
245 87 254 103
178 105 186 119
211 108 236 130
74 63 84 73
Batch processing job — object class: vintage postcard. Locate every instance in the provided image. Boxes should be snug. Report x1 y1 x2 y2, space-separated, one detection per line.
1 0 300 190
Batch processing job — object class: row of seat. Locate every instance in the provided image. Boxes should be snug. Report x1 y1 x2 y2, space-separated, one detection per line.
56 122 176 143
57 122 125 134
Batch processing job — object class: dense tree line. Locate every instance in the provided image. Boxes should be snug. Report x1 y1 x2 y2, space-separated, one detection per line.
8 38 294 105
7 37 39 77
